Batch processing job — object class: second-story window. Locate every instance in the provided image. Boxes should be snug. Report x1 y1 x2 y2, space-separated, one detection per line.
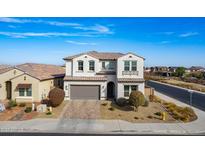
89 60 95 71
102 61 106 70
131 61 137 71
124 61 130 71
78 60 83 71
108 61 115 70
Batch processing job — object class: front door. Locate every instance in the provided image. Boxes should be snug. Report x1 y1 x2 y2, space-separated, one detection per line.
107 82 115 99
6 81 12 99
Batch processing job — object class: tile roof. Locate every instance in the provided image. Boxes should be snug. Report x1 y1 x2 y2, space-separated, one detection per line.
16 63 65 80
64 51 124 60
0 64 11 70
64 76 107 81
118 78 145 83
0 67 13 74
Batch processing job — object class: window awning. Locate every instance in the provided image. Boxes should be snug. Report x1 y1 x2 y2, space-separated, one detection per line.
16 84 32 89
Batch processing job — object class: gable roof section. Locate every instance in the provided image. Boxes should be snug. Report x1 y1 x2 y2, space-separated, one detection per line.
0 67 14 74
63 51 145 61
118 52 145 60
16 63 65 81
63 51 124 60
0 63 65 81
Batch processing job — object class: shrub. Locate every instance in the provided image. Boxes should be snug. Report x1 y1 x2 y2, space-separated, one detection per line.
19 103 26 107
163 101 197 122
155 112 162 116
116 97 129 107
48 87 65 107
8 100 17 108
108 107 115 111
46 111 52 115
134 116 139 120
24 107 32 113
129 91 145 111
147 115 153 119
143 96 149 107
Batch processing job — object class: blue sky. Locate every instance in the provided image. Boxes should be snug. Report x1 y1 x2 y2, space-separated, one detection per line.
0 17 205 67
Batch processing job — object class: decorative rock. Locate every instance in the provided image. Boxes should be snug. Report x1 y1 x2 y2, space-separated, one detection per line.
0 103 6 112
37 104 47 113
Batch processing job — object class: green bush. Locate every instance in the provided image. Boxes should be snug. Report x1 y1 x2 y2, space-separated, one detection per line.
24 107 32 113
116 97 129 107
8 100 17 108
48 87 65 107
46 111 52 115
129 91 145 111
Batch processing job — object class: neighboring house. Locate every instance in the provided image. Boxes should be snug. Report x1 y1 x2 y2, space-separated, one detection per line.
144 67 151 73
63 51 145 100
189 66 205 72
0 63 65 102
0 64 10 70
168 67 178 73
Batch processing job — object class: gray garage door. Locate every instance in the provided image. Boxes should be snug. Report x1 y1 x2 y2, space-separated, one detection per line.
70 85 100 100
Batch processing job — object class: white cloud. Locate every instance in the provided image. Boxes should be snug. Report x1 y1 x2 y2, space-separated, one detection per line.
0 18 114 37
8 25 17 28
0 31 92 38
47 21 81 27
65 40 97 45
179 32 199 37
74 24 113 34
0 17 80 27
0 17 29 23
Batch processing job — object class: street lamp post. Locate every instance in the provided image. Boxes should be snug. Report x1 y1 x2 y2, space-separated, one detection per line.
188 89 194 108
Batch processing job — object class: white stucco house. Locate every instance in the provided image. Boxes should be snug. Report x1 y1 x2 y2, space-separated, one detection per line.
63 51 145 100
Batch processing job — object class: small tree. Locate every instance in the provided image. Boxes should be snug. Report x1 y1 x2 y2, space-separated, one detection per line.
129 91 145 112
48 87 65 107
175 67 185 77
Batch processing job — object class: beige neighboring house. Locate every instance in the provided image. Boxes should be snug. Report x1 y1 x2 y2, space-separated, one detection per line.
0 63 65 103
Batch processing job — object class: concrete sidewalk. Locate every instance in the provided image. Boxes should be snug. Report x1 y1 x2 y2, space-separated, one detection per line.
1 92 205 135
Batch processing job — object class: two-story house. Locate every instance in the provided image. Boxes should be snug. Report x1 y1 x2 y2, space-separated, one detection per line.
63 51 145 100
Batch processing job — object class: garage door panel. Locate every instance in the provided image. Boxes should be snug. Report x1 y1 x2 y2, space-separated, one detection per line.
70 85 100 100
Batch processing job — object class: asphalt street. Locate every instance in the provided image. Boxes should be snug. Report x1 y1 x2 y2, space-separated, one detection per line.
147 80 205 111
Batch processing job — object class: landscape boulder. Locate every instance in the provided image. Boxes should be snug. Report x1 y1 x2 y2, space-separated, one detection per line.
37 104 47 113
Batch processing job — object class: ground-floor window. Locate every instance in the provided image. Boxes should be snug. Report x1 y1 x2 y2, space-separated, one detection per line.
19 87 32 97
124 85 138 97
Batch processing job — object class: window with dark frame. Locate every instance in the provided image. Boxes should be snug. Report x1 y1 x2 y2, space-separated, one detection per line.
89 60 95 71
108 61 115 70
78 60 83 71
124 61 130 71
131 85 138 91
102 61 106 70
124 85 130 97
19 88 25 96
19 87 32 97
26 88 32 96
131 61 137 71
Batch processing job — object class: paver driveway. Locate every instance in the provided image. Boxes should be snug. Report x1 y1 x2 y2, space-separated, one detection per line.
60 100 101 119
